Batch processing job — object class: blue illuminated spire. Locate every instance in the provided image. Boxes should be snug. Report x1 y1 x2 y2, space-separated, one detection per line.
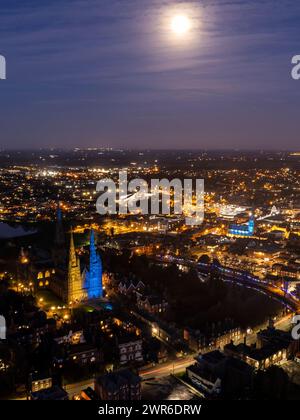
86 230 103 299
57 200 62 223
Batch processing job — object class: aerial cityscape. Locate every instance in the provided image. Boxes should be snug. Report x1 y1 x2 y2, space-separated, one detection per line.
0 149 300 401
1 0 300 405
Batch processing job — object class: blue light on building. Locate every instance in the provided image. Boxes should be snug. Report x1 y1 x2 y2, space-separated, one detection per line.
56 201 62 223
228 215 255 237
84 230 103 299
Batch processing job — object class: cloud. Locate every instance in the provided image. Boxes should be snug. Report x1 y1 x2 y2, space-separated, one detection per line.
0 0 300 148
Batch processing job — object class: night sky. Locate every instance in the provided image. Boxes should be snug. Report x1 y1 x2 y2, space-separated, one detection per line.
0 0 299 150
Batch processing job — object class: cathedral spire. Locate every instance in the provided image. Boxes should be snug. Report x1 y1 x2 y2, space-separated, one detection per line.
57 200 62 223
67 229 85 303
86 229 103 299
69 228 76 264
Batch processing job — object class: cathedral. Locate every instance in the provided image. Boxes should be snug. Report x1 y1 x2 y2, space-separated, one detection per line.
30 202 103 304
68 229 103 303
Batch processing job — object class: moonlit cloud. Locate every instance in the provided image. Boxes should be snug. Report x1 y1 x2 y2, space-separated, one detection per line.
0 0 300 149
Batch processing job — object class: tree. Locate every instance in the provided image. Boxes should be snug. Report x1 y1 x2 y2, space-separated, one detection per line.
198 254 210 265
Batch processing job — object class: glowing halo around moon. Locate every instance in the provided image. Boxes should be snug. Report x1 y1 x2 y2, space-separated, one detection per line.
171 15 191 35
158 6 200 45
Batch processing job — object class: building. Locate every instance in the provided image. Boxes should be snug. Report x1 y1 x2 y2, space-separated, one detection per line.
137 295 168 314
224 339 287 370
228 215 255 237
67 343 101 367
29 202 67 298
67 229 103 303
95 369 141 400
272 263 300 280
183 327 241 352
30 385 69 400
118 278 146 297
186 351 224 395
30 373 52 393
31 205 104 303
218 205 248 220
257 318 296 358
186 350 253 398
214 328 242 350
118 333 143 365
82 230 103 299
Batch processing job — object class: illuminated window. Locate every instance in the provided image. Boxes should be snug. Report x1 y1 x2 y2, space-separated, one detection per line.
45 271 50 278
38 272 43 280
39 281 43 287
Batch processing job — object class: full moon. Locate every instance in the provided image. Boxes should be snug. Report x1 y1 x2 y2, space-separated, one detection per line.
171 15 191 35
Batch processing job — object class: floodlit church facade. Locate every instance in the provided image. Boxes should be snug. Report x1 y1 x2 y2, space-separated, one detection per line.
82 230 103 299
29 203 103 304
67 229 103 303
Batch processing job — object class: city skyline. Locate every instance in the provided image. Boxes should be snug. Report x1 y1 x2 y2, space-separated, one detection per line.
0 0 300 150
0 148 300 401
1 0 300 404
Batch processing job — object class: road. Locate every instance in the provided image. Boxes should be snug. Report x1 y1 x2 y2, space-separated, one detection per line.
65 357 196 398
139 357 196 379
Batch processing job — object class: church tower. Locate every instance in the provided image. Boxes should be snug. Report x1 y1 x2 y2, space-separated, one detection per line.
53 201 67 268
67 230 85 303
55 201 64 243
85 230 103 299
